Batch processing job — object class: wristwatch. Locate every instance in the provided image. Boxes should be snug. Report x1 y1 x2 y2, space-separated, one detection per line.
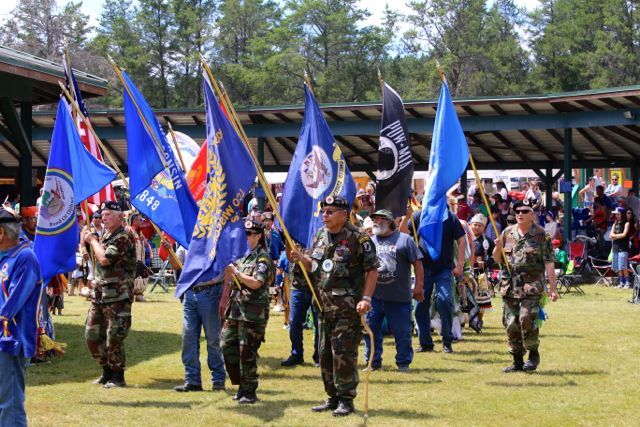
362 295 372 303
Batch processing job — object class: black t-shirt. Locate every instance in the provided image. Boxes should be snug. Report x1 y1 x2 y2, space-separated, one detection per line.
411 211 466 274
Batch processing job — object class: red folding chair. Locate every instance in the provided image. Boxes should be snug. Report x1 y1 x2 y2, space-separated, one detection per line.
588 255 613 286
568 241 586 267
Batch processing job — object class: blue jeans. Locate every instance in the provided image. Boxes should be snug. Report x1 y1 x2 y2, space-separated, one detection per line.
414 268 454 346
288 288 319 362
0 352 27 427
181 285 226 385
364 297 413 368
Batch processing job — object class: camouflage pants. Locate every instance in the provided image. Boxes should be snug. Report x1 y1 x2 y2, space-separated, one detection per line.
221 319 266 393
85 300 132 371
503 296 540 356
319 315 361 400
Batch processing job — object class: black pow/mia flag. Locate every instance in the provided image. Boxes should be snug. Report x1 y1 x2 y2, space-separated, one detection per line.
376 82 414 218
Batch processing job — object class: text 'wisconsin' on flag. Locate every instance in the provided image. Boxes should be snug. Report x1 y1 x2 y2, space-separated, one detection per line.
34 100 116 284
175 75 257 298
280 84 356 248
418 80 469 260
121 70 198 249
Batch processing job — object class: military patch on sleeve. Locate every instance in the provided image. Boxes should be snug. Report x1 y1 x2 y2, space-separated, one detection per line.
257 263 268 274
363 241 372 252
358 235 369 244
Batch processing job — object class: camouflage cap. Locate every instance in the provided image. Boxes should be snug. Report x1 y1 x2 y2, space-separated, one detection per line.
370 209 394 221
320 195 349 210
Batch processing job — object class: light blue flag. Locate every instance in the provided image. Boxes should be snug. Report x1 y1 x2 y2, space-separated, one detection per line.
34 101 116 284
175 76 257 298
418 81 469 260
280 84 356 248
122 71 198 248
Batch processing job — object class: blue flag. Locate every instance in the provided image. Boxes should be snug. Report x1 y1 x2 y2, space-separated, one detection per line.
280 85 356 248
122 71 198 248
34 101 116 284
175 76 257 298
419 81 469 260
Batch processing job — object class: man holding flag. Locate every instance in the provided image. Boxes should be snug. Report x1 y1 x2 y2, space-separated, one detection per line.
279 83 357 377
33 99 118 386
171 74 256 393
410 77 469 354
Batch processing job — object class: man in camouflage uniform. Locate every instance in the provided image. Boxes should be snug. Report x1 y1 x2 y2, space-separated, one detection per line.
292 196 378 417
493 199 558 373
83 201 136 388
221 220 274 404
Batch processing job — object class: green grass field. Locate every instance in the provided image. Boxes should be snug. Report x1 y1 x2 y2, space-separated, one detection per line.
25 285 640 426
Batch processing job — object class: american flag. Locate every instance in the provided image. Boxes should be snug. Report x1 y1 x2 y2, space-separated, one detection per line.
63 54 115 205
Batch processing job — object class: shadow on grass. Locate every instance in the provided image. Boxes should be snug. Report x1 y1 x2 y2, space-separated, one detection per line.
534 369 608 376
223 398 318 423
366 408 436 420
409 367 465 374
450 357 503 365
486 380 578 387
27 322 182 387
461 338 506 344
452 349 505 356
85 400 198 409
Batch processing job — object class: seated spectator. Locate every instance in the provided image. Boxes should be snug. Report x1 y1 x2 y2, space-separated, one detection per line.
552 239 569 274
605 174 624 203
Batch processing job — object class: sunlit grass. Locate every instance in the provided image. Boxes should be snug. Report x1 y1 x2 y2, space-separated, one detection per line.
25 285 640 426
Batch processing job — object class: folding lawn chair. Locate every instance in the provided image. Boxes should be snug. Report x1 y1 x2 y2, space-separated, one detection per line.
557 259 586 295
588 256 613 287
148 260 175 293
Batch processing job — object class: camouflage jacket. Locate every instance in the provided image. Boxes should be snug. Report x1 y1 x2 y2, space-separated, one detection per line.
310 222 379 318
499 224 554 299
226 246 274 324
93 226 136 304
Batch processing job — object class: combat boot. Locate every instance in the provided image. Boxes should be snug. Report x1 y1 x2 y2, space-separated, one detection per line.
503 354 524 373
92 366 112 385
332 399 355 417
104 370 127 388
311 397 339 412
523 350 540 372
232 390 244 401
238 391 258 404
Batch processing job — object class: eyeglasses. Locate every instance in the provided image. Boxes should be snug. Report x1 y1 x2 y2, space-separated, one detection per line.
322 209 341 216
515 209 532 215
245 231 259 236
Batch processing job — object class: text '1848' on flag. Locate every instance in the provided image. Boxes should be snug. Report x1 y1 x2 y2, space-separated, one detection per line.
122 70 198 249
34 101 116 285
280 84 356 248
376 82 414 218
175 75 257 298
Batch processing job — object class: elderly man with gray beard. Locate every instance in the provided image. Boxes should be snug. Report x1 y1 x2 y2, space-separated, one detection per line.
363 209 423 372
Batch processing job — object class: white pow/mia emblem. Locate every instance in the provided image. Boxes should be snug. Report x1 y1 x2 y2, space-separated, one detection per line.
244 220 253 229
300 146 333 198
257 263 268 274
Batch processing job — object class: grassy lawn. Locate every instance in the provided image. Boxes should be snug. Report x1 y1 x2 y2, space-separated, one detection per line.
25 285 640 426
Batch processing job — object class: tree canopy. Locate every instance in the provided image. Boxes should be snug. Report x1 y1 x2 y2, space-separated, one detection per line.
2 0 639 108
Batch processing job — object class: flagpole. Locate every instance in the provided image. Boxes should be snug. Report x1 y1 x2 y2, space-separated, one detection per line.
107 57 170 170
433 63 510 274
200 56 322 311
58 82 183 270
64 50 98 268
167 122 188 172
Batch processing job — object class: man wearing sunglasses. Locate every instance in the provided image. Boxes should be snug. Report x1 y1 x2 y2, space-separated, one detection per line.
291 195 378 417
493 199 558 373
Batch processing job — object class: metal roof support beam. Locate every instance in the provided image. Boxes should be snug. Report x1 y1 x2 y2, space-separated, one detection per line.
102 139 126 167
563 128 572 235
544 166 553 210
263 138 280 166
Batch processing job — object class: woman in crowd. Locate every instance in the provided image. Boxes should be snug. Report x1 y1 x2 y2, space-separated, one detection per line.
610 207 633 289
579 177 596 211
222 220 274 404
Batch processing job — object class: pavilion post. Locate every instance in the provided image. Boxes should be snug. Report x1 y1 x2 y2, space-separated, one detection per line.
257 137 266 211
563 128 572 239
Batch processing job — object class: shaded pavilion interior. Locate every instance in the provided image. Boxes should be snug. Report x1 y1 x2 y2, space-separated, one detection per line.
0 45 108 205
